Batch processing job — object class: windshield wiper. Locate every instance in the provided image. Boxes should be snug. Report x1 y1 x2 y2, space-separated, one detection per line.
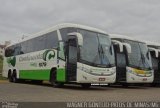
141 52 151 70
91 45 101 66
100 44 112 66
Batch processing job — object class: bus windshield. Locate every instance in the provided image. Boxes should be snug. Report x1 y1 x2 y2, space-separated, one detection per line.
156 46 160 49
124 40 152 70
78 29 115 67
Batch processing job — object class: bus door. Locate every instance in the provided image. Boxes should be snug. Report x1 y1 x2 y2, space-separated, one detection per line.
150 51 160 83
158 56 160 72
66 37 78 81
116 52 127 82
113 44 127 82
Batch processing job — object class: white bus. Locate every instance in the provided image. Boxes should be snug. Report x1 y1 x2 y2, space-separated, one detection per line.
110 34 154 86
2 23 116 88
146 41 160 86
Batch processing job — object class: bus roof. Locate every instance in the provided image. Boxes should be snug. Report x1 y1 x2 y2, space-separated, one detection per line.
109 34 146 44
7 23 108 48
145 41 160 47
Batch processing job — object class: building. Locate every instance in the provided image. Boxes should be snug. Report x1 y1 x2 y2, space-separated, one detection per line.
0 41 11 56
0 45 5 56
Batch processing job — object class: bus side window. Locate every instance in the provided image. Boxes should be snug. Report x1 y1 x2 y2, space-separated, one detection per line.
5 48 9 57
46 31 58 49
21 41 28 54
58 41 65 60
13 44 21 56
6 46 14 57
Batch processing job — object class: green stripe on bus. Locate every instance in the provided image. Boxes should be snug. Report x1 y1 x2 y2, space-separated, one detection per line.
19 69 50 80
19 68 66 81
57 68 66 82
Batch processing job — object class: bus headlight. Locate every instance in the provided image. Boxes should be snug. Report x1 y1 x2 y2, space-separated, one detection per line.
82 67 92 73
111 67 116 74
127 69 138 75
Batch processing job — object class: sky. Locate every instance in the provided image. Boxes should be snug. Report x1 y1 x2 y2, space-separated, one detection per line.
0 0 160 44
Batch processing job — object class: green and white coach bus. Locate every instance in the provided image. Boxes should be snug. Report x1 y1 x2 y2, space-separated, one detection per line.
146 41 160 85
2 23 116 88
110 34 154 86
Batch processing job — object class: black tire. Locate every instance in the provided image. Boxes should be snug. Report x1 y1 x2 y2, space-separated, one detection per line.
151 83 157 87
81 83 91 88
12 72 18 83
107 84 111 87
8 71 13 82
54 83 64 88
18 79 25 83
31 80 43 85
50 69 64 88
122 83 129 87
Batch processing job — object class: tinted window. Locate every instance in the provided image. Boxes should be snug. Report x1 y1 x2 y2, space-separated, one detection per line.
21 41 28 54
5 46 14 57
78 29 100 64
13 44 21 56
46 31 58 49
77 29 115 66
25 31 58 53
26 39 34 53
5 31 58 57
124 40 141 67
33 35 46 51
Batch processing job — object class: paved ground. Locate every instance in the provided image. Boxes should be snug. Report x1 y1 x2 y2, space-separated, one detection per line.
0 81 160 102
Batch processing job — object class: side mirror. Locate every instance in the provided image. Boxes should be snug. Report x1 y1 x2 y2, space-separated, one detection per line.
148 47 159 58
111 40 123 52
67 32 83 46
146 50 150 59
110 45 113 55
123 43 132 54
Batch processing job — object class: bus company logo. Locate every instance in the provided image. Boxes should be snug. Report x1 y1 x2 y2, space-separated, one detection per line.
43 50 55 61
7 56 16 67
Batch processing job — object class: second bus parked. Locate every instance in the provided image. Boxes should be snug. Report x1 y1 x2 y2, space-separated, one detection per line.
146 41 160 86
110 34 154 86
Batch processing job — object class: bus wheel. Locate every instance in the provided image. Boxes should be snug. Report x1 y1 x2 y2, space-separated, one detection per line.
107 84 111 87
50 69 64 88
12 71 18 83
81 83 91 89
54 83 64 88
122 83 128 87
151 83 157 87
8 71 13 82
31 80 43 85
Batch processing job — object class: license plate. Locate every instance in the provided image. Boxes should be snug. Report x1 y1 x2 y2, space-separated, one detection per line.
99 78 106 81
143 78 147 81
